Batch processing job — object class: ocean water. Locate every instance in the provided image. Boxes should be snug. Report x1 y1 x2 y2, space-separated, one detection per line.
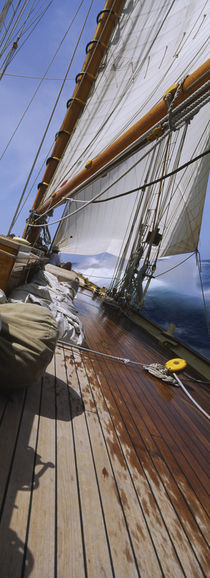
63 253 210 362
141 259 210 361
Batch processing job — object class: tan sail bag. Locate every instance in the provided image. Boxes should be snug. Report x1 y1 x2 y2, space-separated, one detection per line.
0 303 58 391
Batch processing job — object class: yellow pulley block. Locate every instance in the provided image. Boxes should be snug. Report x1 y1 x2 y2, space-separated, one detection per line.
165 358 187 373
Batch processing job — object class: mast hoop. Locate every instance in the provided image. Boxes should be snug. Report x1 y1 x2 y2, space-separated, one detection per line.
75 71 96 84
55 129 70 141
85 39 107 54
46 156 60 166
96 10 120 24
37 181 49 189
66 97 86 109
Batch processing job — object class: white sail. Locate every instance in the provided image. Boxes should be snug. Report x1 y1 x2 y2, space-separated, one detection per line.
45 0 209 259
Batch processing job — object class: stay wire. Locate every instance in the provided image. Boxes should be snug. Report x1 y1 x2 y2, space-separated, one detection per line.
154 252 195 278
1 0 85 161
57 343 210 416
44 0 177 192
29 147 210 228
3 1 54 65
30 133 171 227
7 0 90 233
195 250 210 338
92 149 210 204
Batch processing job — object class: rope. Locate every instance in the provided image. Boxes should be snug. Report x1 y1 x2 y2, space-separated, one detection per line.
38 0 177 196
92 149 210 204
0 0 52 75
4 73 74 80
7 0 90 233
30 133 170 226
195 250 210 338
57 342 210 419
57 340 145 367
28 82 209 229
185 373 210 385
29 146 209 229
154 252 195 278
173 372 210 420
1 0 86 161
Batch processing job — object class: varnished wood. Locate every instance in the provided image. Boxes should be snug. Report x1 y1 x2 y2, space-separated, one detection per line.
0 289 209 577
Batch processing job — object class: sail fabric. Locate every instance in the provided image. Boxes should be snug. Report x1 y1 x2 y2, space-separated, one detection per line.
54 109 209 258
46 0 209 257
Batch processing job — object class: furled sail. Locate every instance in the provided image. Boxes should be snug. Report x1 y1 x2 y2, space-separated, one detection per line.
41 0 209 261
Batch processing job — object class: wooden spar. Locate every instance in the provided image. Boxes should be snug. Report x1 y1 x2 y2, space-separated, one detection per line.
26 58 209 244
29 0 126 214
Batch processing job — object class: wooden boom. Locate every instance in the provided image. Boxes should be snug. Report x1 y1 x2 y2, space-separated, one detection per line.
26 58 210 243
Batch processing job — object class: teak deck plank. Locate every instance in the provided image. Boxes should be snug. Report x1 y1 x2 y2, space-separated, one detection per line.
54 349 85 578
64 347 114 578
79 348 207 578
25 364 56 577
0 381 41 577
97 358 209 575
0 289 209 577
0 389 25 512
73 348 162 577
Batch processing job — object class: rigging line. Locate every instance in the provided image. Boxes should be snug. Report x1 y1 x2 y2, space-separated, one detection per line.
52 37 209 199
57 341 146 367
0 0 23 49
32 131 172 226
7 0 92 234
154 252 195 278
195 251 210 338
173 372 210 420
13 146 52 223
3 0 54 61
58 342 210 417
92 149 210 204
0 2 53 75
0 1 14 36
41 0 126 201
112 146 161 289
0 0 32 55
3 0 37 47
154 124 189 264
45 125 176 228
2 0 50 44
159 126 209 243
172 0 208 59
184 373 210 385
47 0 177 191
1 0 85 161
4 73 74 80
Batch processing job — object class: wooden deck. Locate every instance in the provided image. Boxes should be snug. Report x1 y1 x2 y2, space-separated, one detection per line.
0 290 209 577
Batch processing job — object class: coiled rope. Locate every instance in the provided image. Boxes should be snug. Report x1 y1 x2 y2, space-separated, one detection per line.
57 341 210 419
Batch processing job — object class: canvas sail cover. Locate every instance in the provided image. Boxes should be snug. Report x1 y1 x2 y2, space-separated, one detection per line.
43 0 209 259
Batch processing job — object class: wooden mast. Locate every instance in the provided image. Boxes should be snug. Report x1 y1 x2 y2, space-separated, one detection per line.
23 0 126 242
26 59 209 244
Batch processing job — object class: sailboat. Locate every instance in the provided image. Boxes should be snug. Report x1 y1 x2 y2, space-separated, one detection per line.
0 0 209 576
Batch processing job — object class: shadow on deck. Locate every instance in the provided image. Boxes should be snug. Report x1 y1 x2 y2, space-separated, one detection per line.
0 290 209 577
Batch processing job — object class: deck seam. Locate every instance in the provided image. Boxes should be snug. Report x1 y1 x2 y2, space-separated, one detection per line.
111 362 209 575
0 390 27 523
63 348 88 578
21 381 43 578
79 349 165 577
72 348 116 578
54 353 58 578
86 351 188 577
109 330 209 506
131 370 209 510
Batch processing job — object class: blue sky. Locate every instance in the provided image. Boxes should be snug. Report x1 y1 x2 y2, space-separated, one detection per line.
0 0 209 259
